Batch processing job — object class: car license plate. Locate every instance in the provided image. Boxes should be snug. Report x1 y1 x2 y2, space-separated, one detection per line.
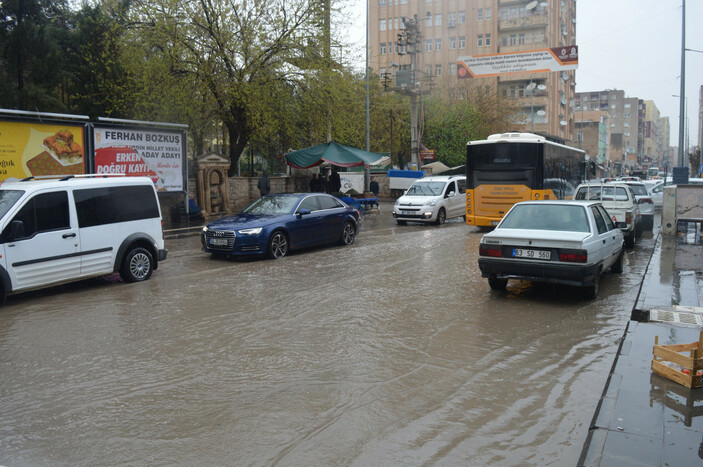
401 210 414 215
512 248 550 260
209 238 229 246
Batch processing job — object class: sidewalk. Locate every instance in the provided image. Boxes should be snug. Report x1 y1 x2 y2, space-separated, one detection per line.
579 222 703 466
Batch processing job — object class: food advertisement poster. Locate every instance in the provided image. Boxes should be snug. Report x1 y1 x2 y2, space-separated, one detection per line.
93 126 185 192
0 121 86 182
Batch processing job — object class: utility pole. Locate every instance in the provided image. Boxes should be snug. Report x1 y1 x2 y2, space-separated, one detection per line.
396 15 423 167
678 0 685 166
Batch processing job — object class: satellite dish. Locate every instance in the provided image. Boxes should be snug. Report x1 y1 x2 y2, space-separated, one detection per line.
537 84 547 91
560 120 568 126
525 82 537 92
526 1 538 10
536 110 546 116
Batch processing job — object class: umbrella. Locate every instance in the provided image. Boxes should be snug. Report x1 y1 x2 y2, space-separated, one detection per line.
284 141 386 169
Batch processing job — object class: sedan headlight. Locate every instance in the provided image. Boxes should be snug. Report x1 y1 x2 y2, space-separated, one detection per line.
238 227 263 235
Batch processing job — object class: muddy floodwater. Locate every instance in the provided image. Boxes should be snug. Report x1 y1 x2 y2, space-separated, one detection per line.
0 211 658 466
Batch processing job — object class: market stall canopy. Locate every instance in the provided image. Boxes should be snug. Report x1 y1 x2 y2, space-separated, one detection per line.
421 161 450 174
284 142 387 169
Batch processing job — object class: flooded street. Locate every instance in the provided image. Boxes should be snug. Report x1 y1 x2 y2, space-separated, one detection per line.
0 210 658 466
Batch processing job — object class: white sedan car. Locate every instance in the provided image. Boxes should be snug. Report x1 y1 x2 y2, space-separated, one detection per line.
478 200 624 299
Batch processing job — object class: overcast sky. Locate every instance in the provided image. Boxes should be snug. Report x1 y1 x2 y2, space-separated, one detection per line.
348 0 703 148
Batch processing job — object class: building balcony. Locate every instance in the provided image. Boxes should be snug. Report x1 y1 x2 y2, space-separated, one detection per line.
498 13 549 31
498 39 549 54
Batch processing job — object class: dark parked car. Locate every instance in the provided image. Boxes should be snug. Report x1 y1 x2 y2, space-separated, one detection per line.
201 193 360 259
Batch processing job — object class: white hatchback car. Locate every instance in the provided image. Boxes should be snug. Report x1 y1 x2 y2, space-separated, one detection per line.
478 200 624 299
393 175 466 225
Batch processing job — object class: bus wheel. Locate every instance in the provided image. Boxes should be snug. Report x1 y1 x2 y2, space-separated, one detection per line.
488 275 508 290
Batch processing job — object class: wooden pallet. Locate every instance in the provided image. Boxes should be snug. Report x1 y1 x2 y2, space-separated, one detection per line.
651 330 703 389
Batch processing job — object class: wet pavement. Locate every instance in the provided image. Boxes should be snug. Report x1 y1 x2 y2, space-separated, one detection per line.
0 202 666 466
579 220 703 466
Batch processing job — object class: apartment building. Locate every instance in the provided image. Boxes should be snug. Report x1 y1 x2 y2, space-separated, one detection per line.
369 0 577 142
575 90 640 171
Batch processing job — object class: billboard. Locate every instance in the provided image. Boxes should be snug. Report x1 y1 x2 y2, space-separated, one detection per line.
0 121 86 181
457 46 578 79
93 126 186 192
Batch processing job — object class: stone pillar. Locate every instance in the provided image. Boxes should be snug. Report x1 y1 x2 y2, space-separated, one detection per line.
196 153 231 218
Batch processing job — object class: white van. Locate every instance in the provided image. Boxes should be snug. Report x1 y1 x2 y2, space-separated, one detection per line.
392 175 467 225
0 175 167 304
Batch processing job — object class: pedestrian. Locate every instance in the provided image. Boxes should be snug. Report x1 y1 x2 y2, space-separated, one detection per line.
309 173 318 192
257 169 270 197
369 176 379 196
329 167 341 194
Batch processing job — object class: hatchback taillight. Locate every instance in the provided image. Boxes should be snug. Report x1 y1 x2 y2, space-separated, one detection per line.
559 249 587 263
479 245 502 257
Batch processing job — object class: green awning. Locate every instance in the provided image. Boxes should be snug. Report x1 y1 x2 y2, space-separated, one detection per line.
285 142 386 169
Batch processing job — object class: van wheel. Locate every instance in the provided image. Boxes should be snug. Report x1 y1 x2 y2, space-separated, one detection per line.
120 247 154 283
435 208 446 225
625 231 636 248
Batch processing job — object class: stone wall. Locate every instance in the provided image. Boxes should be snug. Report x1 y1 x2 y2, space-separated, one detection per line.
186 172 394 217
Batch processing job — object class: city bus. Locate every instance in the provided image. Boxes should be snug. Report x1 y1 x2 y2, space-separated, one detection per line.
466 132 586 227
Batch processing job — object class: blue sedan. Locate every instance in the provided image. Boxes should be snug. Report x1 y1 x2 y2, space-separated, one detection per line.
201 193 360 259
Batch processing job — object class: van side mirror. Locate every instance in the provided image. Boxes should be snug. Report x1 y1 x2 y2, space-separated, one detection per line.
447 191 455 198
11 220 25 240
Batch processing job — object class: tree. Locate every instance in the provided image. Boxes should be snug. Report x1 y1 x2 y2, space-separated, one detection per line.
124 0 324 172
0 0 72 110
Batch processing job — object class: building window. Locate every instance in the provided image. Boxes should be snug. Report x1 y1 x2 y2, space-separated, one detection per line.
435 64 442 76
518 33 525 44
459 36 466 48
510 34 516 45
611 122 616 127
426 12 432 26
380 19 386 31
624 103 631 108
485 8 491 20
449 63 457 75
380 0 386 6
458 10 466 23
624 112 631 118
435 14 442 26
425 65 431 75
449 36 456 49
380 42 386 54
583 96 588 101
611 94 616 99
485 33 491 46
478 34 483 46
611 104 616 109
435 38 442 51
624 132 630 137
624 122 631 127
449 12 456 25
600 95 608 101
477 8 483 21
425 39 432 52
400 0 407 3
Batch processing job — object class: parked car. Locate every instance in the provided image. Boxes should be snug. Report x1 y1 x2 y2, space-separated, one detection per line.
621 181 655 230
0 175 167 304
201 193 359 259
574 182 641 248
478 200 624 299
392 175 466 225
